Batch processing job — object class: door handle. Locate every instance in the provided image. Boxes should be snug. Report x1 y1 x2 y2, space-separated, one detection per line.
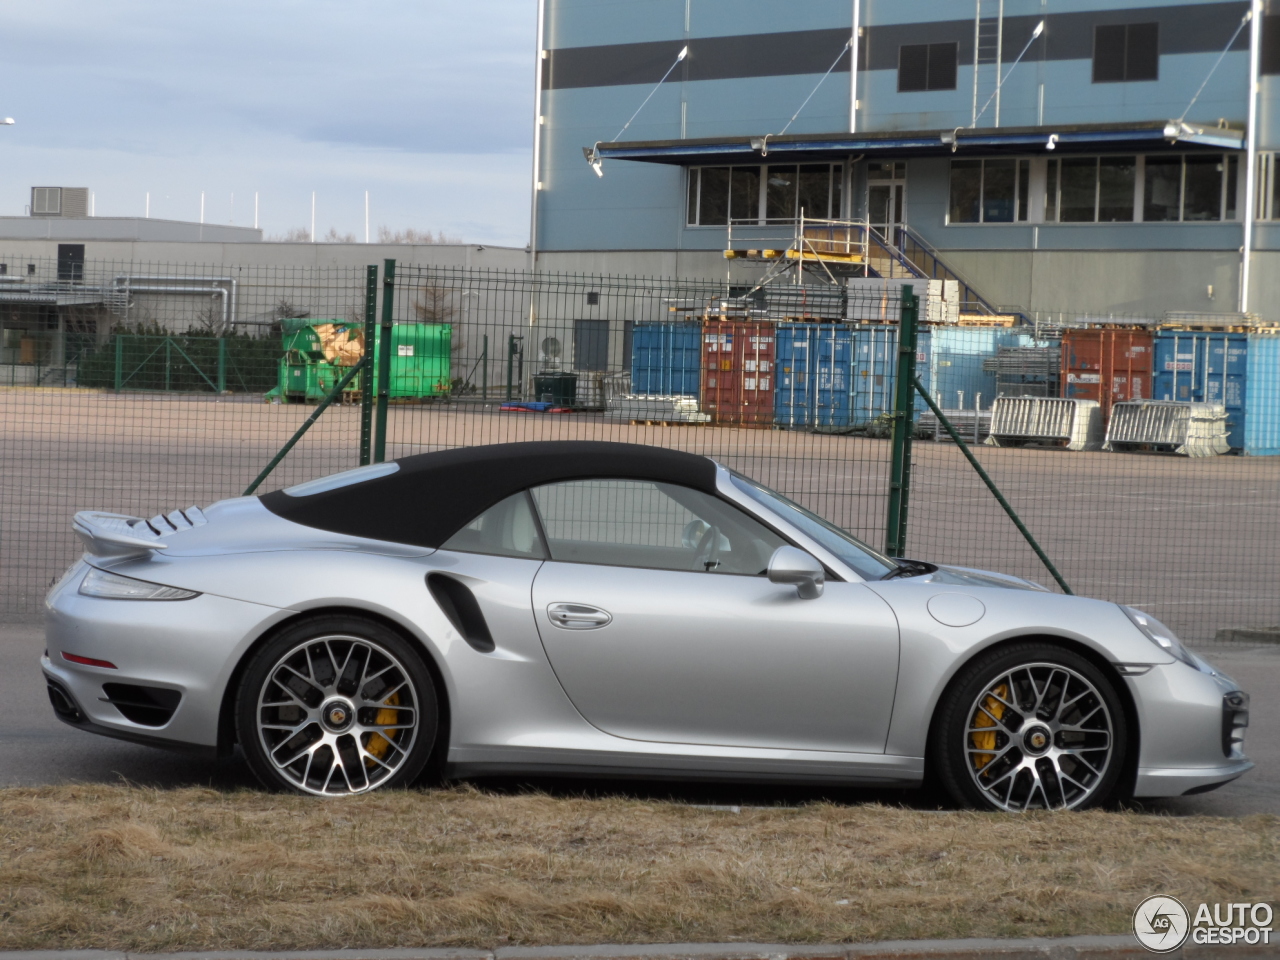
547 602 612 630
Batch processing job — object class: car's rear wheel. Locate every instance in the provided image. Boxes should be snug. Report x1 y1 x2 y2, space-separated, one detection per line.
236 615 438 796
932 643 1127 811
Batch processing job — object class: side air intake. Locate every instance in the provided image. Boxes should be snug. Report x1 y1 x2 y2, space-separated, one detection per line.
426 573 496 653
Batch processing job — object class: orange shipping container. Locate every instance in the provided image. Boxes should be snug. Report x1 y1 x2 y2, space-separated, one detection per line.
1061 329 1153 421
701 322 776 425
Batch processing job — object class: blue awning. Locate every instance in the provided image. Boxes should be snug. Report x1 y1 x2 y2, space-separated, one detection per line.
593 121 1244 165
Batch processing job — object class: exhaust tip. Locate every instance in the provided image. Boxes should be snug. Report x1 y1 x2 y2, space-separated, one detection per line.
46 680 84 723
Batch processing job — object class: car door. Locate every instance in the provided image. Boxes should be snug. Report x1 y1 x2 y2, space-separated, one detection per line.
528 478 900 754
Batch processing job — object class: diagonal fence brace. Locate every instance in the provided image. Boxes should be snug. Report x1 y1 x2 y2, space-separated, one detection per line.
242 357 368 496
912 373 1073 595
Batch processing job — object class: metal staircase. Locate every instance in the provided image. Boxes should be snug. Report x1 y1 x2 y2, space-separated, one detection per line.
723 218 1023 319
866 226 1023 319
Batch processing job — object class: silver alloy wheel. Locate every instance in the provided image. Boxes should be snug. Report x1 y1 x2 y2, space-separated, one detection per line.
256 634 419 796
965 661 1114 811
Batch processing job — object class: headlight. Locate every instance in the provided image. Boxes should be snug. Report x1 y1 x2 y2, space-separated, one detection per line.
1120 605 1197 668
79 567 199 601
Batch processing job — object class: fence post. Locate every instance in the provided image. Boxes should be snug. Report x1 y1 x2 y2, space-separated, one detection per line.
373 259 396 463
216 337 226 394
885 284 919 558
113 334 123 393
482 334 488 399
359 265 377 466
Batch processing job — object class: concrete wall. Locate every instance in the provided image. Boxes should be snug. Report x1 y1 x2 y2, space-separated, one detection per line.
940 248 1248 318
0 217 263 243
0 241 530 272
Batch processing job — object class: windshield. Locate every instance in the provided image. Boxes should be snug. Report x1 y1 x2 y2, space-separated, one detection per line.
730 473 898 581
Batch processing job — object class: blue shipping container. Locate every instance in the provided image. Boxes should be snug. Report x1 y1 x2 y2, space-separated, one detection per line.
1245 334 1280 455
918 327 1033 414
852 326 899 424
775 324 854 427
631 322 701 396
774 325 902 427
1153 331 1247 449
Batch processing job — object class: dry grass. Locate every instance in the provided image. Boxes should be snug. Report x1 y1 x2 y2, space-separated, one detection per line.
0 784 1276 952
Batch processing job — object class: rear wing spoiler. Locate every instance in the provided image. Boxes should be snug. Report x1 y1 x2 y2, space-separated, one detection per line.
73 506 209 559
72 512 168 559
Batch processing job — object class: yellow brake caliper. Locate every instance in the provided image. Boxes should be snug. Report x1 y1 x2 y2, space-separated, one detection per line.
970 683 1008 772
365 692 401 764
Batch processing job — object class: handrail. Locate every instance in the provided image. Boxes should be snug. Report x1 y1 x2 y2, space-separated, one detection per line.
864 229 927 282
893 224 1029 322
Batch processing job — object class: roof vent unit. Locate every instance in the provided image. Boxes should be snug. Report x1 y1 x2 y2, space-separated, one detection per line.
31 186 89 218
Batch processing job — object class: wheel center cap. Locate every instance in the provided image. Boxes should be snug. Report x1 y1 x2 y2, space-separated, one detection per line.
1023 725 1051 755
321 698 355 732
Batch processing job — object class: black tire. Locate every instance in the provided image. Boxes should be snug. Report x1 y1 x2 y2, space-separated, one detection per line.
930 642 1128 812
236 614 439 795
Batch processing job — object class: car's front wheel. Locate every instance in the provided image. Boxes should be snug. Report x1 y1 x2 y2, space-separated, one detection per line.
236 615 439 795
932 643 1128 811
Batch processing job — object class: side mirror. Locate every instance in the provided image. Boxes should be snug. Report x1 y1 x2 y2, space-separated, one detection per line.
767 545 825 599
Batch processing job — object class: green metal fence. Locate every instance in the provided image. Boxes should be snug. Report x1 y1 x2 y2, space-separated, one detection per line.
1 254 1278 650
74 334 281 394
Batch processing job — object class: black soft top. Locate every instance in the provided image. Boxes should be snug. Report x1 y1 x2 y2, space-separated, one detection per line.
260 441 719 548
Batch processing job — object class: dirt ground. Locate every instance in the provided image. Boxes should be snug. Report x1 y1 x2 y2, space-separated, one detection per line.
2 388 1278 642
0 784 1275 953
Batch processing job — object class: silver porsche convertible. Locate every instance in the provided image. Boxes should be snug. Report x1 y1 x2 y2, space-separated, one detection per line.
43 441 1250 810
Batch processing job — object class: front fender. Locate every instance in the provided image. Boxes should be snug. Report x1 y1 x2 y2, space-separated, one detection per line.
868 580 1169 758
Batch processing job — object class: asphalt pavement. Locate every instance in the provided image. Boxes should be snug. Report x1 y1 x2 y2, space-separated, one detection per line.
2 621 1276 814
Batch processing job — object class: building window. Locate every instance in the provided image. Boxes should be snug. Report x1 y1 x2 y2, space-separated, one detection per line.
57 244 85 282
687 164 843 226
1098 157 1137 222
1262 15 1280 75
1093 23 1159 83
898 42 958 92
1143 156 1181 221
948 159 1030 223
1256 153 1280 219
1049 156 1138 222
1137 154 1238 222
954 154 1238 225
1183 155 1226 221
1059 158 1099 221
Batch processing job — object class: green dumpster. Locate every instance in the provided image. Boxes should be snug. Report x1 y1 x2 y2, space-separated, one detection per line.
267 320 365 403
374 323 452 398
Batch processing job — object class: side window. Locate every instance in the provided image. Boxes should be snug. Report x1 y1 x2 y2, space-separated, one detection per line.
440 492 547 560
529 479 787 575
898 42 957 93
1093 23 1158 83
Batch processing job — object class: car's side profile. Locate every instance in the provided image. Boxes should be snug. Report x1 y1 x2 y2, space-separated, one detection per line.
42 441 1251 809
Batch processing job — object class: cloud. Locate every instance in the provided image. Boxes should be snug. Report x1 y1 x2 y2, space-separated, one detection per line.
0 0 535 243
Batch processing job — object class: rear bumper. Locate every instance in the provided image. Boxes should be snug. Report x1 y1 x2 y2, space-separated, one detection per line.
44 566 287 750
41 664 217 756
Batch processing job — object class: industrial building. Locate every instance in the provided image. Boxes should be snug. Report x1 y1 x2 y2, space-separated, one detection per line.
530 0 1280 320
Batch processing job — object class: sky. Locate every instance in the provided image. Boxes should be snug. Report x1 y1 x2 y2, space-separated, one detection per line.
0 1 537 246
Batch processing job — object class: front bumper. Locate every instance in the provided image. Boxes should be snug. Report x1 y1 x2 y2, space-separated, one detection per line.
44 564 287 750
1129 659 1253 797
